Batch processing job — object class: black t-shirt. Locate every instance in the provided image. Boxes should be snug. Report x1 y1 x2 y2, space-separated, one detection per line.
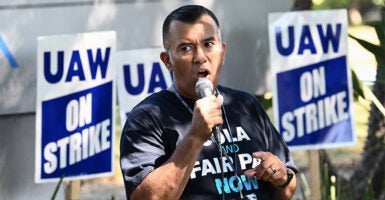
120 86 298 200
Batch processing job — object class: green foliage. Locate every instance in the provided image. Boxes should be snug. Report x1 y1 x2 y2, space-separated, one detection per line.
256 95 272 110
319 162 378 200
311 0 377 17
312 0 351 10
351 69 365 100
320 163 329 200
363 179 375 199
349 7 385 83
349 33 385 65
299 177 308 200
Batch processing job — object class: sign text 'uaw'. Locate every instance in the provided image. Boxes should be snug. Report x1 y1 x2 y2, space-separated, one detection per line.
115 48 173 127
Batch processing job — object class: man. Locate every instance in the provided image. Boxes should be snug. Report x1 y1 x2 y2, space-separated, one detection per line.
120 5 298 200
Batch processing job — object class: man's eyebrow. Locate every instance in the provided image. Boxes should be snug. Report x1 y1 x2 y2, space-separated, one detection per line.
176 42 193 49
175 36 217 49
203 36 215 42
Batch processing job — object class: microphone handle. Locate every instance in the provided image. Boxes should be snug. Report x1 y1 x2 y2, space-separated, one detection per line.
212 125 221 142
199 88 213 98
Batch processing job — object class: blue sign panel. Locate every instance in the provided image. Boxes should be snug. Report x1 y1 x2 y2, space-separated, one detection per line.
41 82 112 178
276 56 353 146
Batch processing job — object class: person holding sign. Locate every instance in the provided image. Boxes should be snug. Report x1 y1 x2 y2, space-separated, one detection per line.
120 5 298 200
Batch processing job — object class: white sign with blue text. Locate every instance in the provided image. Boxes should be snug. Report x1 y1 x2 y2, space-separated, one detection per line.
35 31 116 183
269 10 356 150
115 48 173 127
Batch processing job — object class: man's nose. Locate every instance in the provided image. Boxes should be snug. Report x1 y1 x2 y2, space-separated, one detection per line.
193 46 206 63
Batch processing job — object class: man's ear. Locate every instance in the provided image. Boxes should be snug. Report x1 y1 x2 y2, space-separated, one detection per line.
160 51 173 71
221 42 227 65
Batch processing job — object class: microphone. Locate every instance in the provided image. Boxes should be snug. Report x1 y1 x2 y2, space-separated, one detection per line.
195 78 213 98
195 78 221 142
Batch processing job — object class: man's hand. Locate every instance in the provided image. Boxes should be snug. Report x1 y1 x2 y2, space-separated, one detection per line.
190 94 223 141
244 151 288 187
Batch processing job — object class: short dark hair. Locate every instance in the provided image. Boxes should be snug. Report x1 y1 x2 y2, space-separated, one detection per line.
162 5 220 50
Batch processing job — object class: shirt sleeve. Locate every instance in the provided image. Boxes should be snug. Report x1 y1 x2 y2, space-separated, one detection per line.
120 103 167 198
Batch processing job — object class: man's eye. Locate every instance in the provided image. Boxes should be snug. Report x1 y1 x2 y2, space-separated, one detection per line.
181 46 192 51
204 42 214 47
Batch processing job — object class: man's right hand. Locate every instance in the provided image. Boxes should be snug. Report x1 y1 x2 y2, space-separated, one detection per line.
190 94 223 142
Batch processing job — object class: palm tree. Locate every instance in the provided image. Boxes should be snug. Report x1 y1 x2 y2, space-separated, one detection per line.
348 7 385 199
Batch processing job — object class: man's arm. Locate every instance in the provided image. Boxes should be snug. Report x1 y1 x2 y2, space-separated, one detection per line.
130 131 205 200
130 95 223 200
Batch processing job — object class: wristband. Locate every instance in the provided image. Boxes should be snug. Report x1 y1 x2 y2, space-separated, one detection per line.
277 167 294 189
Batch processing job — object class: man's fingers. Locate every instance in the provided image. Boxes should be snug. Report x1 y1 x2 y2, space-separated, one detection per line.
246 151 288 185
217 94 223 105
244 169 257 177
252 151 270 161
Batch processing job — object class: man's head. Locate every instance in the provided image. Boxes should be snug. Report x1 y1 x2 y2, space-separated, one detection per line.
162 5 220 51
160 5 226 99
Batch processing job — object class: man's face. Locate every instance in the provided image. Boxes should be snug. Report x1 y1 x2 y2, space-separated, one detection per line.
161 14 226 99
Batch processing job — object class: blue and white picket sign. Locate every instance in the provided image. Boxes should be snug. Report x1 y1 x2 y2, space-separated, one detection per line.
268 10 356 150
35 31 116 183
115 48 173 127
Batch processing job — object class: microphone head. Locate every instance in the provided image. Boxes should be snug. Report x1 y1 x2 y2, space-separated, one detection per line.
195 78 213 98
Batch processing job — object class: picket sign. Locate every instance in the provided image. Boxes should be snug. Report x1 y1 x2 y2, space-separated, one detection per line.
268 9 352 200
35 31 116 187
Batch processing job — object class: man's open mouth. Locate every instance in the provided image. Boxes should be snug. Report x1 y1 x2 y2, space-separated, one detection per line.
197 70 209 77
